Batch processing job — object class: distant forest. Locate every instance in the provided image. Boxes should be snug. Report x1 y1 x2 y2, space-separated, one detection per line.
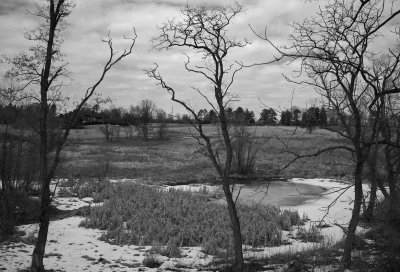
0 99 338 129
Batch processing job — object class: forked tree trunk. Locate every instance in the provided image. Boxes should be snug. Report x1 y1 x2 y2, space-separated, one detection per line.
31 0 53 264
147 5 246 269
28 0 61 269
18 0 134 269
222 181 244 272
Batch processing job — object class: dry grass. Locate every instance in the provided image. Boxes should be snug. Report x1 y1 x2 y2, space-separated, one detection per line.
80 182 302 255
56 124 352 184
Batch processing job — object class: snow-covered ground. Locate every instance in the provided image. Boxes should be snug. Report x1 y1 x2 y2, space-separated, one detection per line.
0 216 215 271
0 178 370 271
287 178 356 242
52 197 95 210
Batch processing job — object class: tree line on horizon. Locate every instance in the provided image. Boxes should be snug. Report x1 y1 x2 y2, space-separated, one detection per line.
1 100 335 128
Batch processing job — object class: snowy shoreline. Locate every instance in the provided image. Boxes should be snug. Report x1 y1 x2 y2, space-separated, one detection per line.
0 178 367 271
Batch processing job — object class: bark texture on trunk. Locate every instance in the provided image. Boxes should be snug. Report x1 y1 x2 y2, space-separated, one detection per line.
216 93 244 271
30 1 58 270
222 182 244 272
30 188 51 272
342 157 364 268
365 178 377 222
364 153 378 221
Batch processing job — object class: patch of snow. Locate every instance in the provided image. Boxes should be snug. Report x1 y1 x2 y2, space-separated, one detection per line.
0 217 215 272
81 197 94 204
109 178 139 184
164 184 220 195
286 178 371 242
52 197 90 211
158 247 214 270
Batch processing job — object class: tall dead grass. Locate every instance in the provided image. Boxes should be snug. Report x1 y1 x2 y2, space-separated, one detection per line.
80 182 302 255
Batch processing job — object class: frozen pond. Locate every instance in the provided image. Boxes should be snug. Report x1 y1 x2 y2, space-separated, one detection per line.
229 180 327 207
217 178 358 244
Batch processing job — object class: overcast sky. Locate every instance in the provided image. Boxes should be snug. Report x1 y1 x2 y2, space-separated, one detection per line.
0 0 398 116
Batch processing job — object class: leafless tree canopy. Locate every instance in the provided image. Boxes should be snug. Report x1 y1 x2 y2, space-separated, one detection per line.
257 0 400 267
2 1 137 271
148 4 249 271
152 4 247 109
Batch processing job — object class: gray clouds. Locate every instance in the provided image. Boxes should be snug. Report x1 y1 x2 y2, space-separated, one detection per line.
0 0 353 114
0 0 31 15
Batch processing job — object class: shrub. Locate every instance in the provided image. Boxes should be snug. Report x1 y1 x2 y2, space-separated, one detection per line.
296 224 323 243
156 122 169 140
0 217 15 242
375 197 400 227
99 124 120 142
142 253 162 268
364 197 400 253
59 178 75 187
0 191 16 241
231 125 263 175
149 238 181 258
279 213 292 231
81 183 301 255
69 178 110 199
58 186 72 197
22 232 38 245
279 209 302 231
0 190 40 241
93 148 113 180
165 237 181 257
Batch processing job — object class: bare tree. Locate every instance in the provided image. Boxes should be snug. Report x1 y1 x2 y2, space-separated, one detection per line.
99 124 120 142
147 4 248 271
257 0 400 267
5 1 136 271
361 54 400 220
155 108 168 140
135 99 156 141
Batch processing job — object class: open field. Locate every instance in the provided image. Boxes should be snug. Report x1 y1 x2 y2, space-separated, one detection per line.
58 124 353 184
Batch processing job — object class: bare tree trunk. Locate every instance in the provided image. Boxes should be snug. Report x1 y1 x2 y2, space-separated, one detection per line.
218 100 244 271
342 156 364 268
377 176 389 199
30 183 51 272
31 60 50 271
1 124 9 191
30 0 54 265
4 1 135 270
147 5 246 269
382 123 398 221
364 151 378 221
14 128 24 188
222 181 243 272
385 147 397 202
365 178 377 222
